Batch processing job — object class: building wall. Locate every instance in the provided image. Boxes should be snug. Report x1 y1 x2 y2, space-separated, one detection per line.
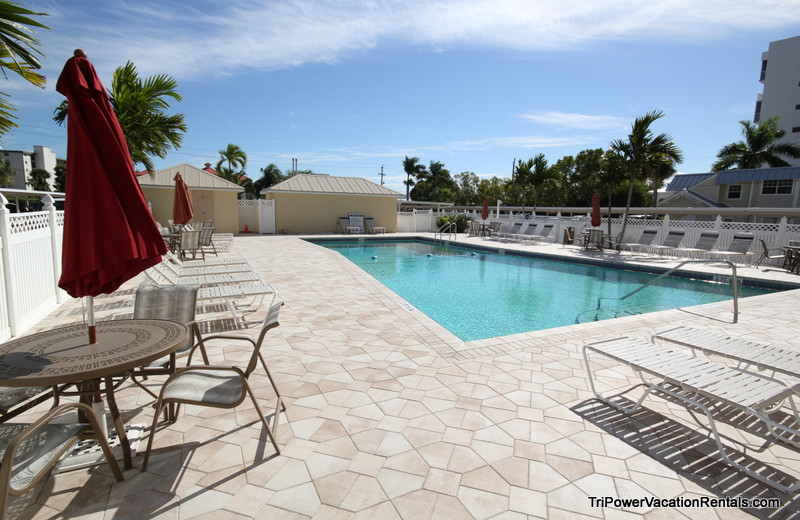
265 192 398 233
141 187 240 234
2 151 31 189
757 35 800 166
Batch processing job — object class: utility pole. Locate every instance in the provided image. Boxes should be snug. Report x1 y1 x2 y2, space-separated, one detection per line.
379 165 385 186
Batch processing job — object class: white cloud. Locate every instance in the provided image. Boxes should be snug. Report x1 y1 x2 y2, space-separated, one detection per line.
520 111 628 130
36 0 800 81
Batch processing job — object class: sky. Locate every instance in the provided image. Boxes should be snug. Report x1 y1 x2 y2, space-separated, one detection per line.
4 0 800 196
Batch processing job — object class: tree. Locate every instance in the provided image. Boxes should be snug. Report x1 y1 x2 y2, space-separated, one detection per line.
27 167 48 191
528 153 555 212
54 61 186 175
599 150 629 236
453 171 480 206
610 110 682 244
410 161 456 201
0 158 13 186
712 116 800 171
217 143 247 177
402 156 427 201
253 163 286 193
53 162 65 192
0 2 48 137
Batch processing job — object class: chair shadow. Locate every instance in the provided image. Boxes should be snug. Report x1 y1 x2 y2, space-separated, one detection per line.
571 397 800 520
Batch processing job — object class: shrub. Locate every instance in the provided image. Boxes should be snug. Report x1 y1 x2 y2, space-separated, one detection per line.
435 214 471 233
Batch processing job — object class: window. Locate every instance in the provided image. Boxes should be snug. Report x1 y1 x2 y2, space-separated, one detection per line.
792 127 800 133
760 60 768 81
726 185 742 199
761 179 793 195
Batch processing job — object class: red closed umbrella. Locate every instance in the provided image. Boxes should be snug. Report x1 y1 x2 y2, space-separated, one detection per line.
481 196 489 221
591 192 602 228
56 50 166 342
172 172 193 225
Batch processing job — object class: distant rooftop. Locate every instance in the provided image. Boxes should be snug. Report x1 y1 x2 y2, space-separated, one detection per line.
264 174 401 197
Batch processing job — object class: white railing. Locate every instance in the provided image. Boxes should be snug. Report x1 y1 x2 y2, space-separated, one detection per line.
0 194 64 340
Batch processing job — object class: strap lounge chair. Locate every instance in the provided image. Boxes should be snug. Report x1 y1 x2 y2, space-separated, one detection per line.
671 230 719 259
162 257 254 277
652 325 800 380
525 223 555 243
709 233 755 264
141 298 285 471
496 221 522 240
365 217 385 234
515 223 539 242
618 229 658 254
165 251 250 268
645 229 685 256
146 262 262 287
583 336 800 493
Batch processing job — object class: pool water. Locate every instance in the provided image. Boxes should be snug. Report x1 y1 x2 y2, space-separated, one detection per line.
315 240 774 342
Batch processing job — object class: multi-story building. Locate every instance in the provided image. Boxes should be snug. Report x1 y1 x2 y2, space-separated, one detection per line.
0 146 58 190
754 35 800 166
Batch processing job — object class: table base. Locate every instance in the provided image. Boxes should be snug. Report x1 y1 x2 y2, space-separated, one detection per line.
54 424 145 474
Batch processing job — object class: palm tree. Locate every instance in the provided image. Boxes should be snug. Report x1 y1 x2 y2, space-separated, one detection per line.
0 2 49 137
218 143 247 176
0 159 14 187
528 153 554 212
402 156 426 201
27 167 49 191
610 110 682 245
53 61 186 175
712 117 800 171
513 158 533 211
253 163 286 193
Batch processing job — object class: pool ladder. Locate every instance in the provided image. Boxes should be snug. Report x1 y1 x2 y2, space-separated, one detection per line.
579 259 740 324
435 222 457 242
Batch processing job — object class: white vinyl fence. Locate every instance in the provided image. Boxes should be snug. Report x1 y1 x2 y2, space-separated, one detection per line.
0 194 64 341
237 199 275 234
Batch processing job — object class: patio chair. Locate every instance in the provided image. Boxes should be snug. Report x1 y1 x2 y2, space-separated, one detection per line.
337 217 350 234
583 336 800 493
645 229 685 256
348 212 365 233
486 221 503 237
708 233 755 264
141 298 285 471
0 402 123 519
652 325 800 380
754 239 786 267
467 220 481 237
671 230 719 259
617 229 658 254
178 229 203 260
130 284 209 400
198 225 218 256
0 387 56 424
583 228 604 250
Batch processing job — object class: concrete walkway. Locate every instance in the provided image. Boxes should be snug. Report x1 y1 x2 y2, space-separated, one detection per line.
10 233 800 520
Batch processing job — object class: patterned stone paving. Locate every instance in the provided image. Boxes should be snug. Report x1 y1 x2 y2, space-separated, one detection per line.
7 233 800 520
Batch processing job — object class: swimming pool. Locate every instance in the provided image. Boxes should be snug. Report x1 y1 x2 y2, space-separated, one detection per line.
312 239 775 342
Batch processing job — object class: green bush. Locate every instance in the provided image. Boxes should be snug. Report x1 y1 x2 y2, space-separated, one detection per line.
435 214 471 233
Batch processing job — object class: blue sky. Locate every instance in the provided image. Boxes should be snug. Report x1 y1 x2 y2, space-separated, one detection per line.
4 0 800 195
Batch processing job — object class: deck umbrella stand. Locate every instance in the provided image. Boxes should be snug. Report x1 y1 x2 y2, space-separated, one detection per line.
53 49 167 472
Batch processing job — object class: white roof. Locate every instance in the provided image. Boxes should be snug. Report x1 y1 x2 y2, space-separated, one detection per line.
264 174 401 197
137 163 244 191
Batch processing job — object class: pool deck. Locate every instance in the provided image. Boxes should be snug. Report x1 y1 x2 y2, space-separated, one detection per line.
11 233 800 520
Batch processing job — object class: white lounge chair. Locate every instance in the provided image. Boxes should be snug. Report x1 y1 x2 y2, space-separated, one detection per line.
671 230 719 259
162 257 254 277
165 251 249 268
652 325 800 380
496 221 522 240
146 262 262 286
525 223 555 243
645 229 685 256
618 229 658 254
708 233 755 264
583 336 800 492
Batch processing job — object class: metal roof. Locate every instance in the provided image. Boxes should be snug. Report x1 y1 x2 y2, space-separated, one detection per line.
264 174 401 197
137 163 244 191
664 173 715 191
716 166 800 185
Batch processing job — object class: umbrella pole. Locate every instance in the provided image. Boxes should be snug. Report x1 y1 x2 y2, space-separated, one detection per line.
86 295 97 344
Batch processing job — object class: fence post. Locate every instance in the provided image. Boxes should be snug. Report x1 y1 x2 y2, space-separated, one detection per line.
42 194 63 304
778 216 788 247
0 194 17 336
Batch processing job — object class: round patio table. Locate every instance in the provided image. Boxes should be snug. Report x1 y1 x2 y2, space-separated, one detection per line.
0 319 188 469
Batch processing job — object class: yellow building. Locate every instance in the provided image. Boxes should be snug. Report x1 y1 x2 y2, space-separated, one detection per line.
262 174 401 234
137 163 244 234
